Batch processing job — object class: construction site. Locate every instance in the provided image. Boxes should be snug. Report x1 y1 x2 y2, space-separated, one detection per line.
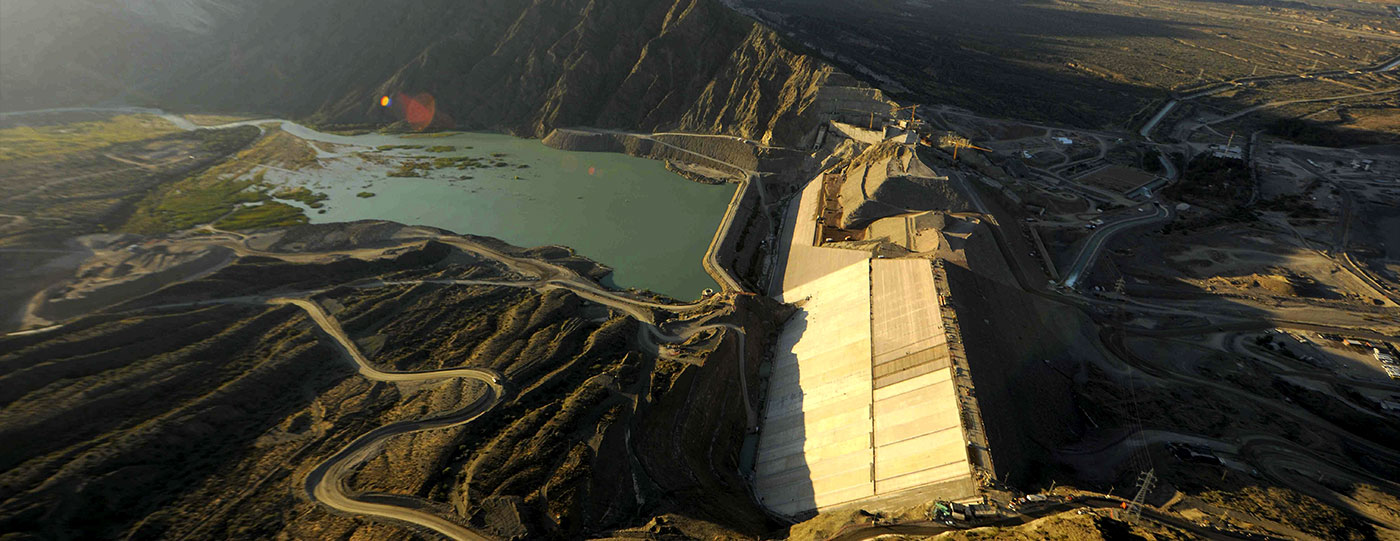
752 104 1006 519
744 92 1400 540
754 175 991 517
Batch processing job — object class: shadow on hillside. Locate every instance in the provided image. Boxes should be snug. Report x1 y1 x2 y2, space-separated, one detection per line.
752 309 818 519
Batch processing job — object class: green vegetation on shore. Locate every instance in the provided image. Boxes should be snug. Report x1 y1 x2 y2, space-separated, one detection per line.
123 128 322 233
215 201 308 230
386 154 522 177
273 186 328 208
388 160 431 177
0 115 179 161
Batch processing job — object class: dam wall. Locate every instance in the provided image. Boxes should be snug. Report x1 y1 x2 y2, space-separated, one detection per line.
828 121 885 147
543 129 751 181
717 179 766 291
753 177 990 518
543 127 769 293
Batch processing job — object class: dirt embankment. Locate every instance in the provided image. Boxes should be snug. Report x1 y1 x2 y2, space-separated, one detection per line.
542 129 752 181
837 142 975 229
942 264 1092 486
716 180 770 292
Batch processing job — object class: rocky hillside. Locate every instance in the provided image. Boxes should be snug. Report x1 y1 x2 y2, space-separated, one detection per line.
2 0 838 145
0 223 790 539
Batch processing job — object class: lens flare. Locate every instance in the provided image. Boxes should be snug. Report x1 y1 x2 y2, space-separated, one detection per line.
380 96 391 107
401 93 437 130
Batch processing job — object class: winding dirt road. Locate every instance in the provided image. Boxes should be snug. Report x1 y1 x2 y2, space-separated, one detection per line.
268 260 745 539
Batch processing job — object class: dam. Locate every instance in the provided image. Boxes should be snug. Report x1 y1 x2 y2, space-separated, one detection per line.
753 161 992 517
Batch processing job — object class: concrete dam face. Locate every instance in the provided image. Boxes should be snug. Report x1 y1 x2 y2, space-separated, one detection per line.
753 174 990 517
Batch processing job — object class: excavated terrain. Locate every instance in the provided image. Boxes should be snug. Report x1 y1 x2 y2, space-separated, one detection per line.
836 142 975 230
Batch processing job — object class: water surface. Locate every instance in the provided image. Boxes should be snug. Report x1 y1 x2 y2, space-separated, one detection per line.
259 129 732 300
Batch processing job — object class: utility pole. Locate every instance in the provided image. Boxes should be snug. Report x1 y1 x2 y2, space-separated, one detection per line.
1125 469 1156 523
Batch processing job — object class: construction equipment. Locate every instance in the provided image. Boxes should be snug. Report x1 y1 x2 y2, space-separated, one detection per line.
952 142 990 160
939 134 991 160
892 104 919 124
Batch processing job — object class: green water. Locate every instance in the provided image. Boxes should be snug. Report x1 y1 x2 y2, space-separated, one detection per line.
265 128 732 300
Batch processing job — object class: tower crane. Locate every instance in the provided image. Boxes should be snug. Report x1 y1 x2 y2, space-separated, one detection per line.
892 105 919 124
942 136 991 160
954 142 990 160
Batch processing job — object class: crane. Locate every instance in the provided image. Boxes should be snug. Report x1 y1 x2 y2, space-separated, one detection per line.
892 105 919 124
941 134 990 160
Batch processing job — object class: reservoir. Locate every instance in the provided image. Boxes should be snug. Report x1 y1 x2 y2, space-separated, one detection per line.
253 126 733 300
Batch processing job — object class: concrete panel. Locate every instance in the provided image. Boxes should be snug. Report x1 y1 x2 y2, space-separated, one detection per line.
874 361 942 389
769 342 875 389
756 248 874 517
873 373 954 416
874 429 965 480
872 369 950 401
874 399 957 428
873 402 960 436
875 419 958 448
811 467 876 496
875 403 959 437
772 179 871 297
871 259 945 364
873 346 949 378
758 409 869 455
760 393 870 436
759 447 871 488
814 483 878 509
875 461 972 494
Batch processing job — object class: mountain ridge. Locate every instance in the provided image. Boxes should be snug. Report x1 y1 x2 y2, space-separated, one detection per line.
2 0 844 145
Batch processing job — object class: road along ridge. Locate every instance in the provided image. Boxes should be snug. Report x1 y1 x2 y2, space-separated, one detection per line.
284 276 746 539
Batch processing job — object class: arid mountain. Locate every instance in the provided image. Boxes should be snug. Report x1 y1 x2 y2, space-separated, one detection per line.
0 222 789 540
1 0 837 144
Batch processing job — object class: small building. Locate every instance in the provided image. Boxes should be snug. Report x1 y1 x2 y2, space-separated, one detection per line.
1055 137 1074 145
1210 144 1244 160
